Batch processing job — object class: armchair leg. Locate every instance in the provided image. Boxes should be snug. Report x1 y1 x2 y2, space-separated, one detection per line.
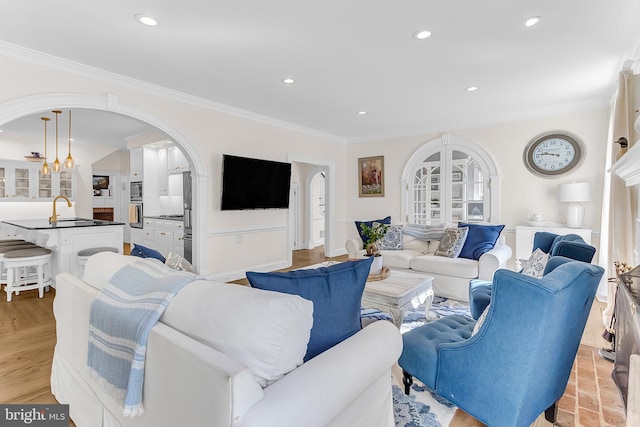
402 370 413 395
544 401 558 423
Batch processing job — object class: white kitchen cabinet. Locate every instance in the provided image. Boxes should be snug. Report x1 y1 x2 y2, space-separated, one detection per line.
130 147 143 180
0 160 77 201
157 147 168 195
136 218 184 257
514 224 592 270
168 147 189 174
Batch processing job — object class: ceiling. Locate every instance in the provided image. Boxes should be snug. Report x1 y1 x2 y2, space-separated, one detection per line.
0 0 639 145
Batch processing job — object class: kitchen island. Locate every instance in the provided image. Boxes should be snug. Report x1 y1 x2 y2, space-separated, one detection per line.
1 218 124 286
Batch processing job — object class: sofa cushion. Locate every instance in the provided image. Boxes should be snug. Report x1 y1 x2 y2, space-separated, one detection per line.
458 222 505 260
378 224 403 250
402 234 430 254
130 243 166 263
355 216 391 244
411 254 479 279
160 280 313 388
379 249 424 269
247 257 373 362
435 227 469 258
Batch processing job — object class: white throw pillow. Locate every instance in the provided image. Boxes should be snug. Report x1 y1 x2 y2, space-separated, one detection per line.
472 304 490 336
160 280 313 387
521 248 549 278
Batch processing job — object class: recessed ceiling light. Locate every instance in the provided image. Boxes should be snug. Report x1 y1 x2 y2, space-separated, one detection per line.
465 86 479 92
357 111 367 115
413 30 432 40
135 14 157 26
523 16 541 28
281 78 295 85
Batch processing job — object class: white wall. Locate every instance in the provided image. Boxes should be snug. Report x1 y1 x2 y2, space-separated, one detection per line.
0 54 348 277
345 107 610 267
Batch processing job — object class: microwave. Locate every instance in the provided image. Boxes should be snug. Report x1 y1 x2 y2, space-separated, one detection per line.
130 181 143 201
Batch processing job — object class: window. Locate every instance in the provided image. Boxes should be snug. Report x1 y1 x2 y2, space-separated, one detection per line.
401 135 500 224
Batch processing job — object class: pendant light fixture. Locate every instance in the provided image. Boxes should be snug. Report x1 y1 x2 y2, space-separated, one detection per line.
64 109 74 169
41 117 50 176
52 110 62 173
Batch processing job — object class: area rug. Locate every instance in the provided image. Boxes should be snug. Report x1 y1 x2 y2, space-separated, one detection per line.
361 297 471 427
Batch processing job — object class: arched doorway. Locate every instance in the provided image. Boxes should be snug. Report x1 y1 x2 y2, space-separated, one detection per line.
0 93 208 272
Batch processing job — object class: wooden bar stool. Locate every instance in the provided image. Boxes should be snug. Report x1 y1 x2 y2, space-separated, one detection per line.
77 247 119 277
3 247 53 302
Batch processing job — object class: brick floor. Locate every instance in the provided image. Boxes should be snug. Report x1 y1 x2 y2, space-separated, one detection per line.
555 346 626 427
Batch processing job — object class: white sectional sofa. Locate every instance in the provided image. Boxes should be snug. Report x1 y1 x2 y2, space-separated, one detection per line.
346 224 512 302
51 252 402 427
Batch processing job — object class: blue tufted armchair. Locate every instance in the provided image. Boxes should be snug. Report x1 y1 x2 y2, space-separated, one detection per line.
398 257 604 427
469 231 596 319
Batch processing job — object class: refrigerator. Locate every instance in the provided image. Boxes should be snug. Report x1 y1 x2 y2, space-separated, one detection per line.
183 171 193 263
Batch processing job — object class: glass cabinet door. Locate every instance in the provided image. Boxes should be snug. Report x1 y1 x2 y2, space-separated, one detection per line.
59 169 73 198
0 167 5 198
39 170 52 198
14 167 31 198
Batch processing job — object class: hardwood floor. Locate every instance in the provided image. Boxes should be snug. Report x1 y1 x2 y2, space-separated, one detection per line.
0 247 625 426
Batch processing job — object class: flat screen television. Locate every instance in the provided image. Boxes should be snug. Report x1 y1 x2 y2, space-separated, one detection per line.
221 154 292 210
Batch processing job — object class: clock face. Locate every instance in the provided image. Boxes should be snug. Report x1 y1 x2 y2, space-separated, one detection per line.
524 133 583 177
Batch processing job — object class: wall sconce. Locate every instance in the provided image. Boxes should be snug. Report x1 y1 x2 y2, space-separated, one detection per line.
558 182 592 228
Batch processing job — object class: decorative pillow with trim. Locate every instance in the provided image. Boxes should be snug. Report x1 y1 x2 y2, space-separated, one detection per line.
521 248 549 278
165 252 195 272
472 304 490 336
378 224 404 250
247 257 374 361
355 216 391 245
458 222 505 260
435 227 469 258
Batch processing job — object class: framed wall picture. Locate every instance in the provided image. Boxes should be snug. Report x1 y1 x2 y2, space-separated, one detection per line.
358 156 384 197
452 171 462 182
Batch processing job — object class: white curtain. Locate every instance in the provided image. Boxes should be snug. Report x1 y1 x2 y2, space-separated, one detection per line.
599 70 638 329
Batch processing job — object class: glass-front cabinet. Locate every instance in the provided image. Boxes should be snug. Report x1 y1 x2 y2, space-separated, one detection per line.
0 160 76 201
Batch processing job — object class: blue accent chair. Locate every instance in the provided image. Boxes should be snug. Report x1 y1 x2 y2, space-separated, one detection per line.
469 232 596 319
398 257 604 427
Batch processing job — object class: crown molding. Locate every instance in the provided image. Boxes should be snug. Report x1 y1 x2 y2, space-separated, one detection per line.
0 41 346 143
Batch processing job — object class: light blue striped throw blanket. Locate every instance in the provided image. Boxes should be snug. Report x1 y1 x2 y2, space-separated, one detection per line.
87 259 196 417
403 223 446 241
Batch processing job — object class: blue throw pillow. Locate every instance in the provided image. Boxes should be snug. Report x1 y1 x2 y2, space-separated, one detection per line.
355 216 391 244
458 222 505 260
247 257 374 361
130 244 166 263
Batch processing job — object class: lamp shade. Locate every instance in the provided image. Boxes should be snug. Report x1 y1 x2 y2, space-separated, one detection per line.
558 182 592 203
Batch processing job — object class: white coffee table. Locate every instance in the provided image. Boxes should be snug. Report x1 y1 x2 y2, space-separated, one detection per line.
361 270 434 328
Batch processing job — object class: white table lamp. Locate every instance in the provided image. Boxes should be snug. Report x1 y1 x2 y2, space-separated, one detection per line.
558 182 592 228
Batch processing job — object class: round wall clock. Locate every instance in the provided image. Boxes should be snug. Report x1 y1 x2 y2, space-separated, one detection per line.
523 132 585 177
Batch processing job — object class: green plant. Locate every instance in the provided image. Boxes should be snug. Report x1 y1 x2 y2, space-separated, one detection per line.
359 222 390 256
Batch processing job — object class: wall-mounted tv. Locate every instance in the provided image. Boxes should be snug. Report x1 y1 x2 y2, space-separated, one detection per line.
221 155 291 210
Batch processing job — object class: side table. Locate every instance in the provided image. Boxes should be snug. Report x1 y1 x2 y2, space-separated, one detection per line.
361 270 434 328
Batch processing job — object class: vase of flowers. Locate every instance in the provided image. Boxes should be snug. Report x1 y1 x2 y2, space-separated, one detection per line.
359 222 389 274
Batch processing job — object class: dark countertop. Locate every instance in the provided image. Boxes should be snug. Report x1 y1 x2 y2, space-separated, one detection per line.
1 218 126 230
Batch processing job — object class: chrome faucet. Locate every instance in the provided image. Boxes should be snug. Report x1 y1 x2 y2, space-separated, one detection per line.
49 195 72 224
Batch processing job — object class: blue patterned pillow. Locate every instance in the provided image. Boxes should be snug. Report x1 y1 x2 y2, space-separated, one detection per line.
435 227 469 258
247 257 373 361
378 224 404 250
